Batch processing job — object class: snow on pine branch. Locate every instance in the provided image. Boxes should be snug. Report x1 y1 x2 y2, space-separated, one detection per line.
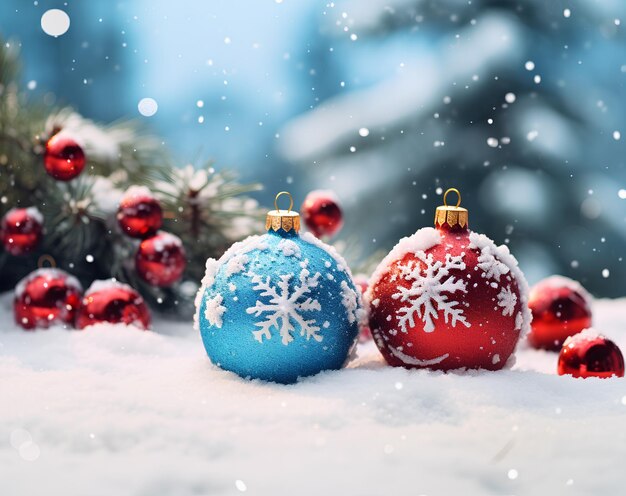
45 110 131 161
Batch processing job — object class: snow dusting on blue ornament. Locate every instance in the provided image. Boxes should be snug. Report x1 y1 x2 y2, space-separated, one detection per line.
195 192 363 384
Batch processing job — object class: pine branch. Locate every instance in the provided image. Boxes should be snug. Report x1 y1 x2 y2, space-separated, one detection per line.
0 38 263 315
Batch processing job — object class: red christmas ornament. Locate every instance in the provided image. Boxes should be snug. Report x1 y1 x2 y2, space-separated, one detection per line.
76 280 151 330
135 231 186 287
117 186 163 238
558 329 624 379
354 275 373 342
301 190 344 238
528 276 592 350
1 207 44 256
44 133 86 181
14 268 83 330
367 188 530 371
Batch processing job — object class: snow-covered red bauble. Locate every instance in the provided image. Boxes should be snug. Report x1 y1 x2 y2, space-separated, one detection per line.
558 329 624 379
528 275 592 351
43 133 86 181
117 186 163 239
195 192 362 383
14 268 83 330
0 207 44 256
135 231 187 287
366 188 531 371
76 279 151 330
301 189 344 238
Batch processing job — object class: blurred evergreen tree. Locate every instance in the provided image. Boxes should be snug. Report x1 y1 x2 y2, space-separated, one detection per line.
280 0 626 296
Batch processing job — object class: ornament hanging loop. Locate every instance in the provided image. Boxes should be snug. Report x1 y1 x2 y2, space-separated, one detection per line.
443 188 461 208
267 191 300 233
274 191 294 212
38 254 57 268
435 187 468 230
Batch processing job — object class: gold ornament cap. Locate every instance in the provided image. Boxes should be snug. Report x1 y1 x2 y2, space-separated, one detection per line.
266 191 301 233
434 188 468 229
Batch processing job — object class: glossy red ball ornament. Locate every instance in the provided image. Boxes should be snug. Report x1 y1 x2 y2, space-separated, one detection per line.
117 186 163 238
367 188 530 371
528 276 592 351
135 231 187 287
354 275 373 342
76 280 151 330
558 329 624 379
14 268 83 330
44 133 86 181
1 207 44 256
301 190 344 238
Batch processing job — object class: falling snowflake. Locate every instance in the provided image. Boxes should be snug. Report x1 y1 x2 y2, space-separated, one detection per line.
497 286 517 316
204 294 227 328
392 251 469 333
246 266 322 345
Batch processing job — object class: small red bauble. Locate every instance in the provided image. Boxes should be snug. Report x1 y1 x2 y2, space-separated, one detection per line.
14 268 83 330
135 231 186 287
528 275 592 351
1 207 44 256
558 329 624 378
117 186 163 238
354 275 373 342
76 279 151 330
301 190 343 238
44 133 86 181
367 188 530 371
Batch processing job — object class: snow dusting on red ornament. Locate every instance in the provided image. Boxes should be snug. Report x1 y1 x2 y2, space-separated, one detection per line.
44 133 86 181
366 188 530 371
528 275 592 351
136 231 187 287
117 186 163 238
558 329 624 378
301 190 344 238
14 268 83 330
76 279 151 330
0 207 44 256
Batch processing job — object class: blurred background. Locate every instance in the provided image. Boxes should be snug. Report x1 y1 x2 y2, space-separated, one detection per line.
1 0 625 296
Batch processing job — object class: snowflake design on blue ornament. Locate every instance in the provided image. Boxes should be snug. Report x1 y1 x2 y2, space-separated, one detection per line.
246 265 322 345
393 251 469 333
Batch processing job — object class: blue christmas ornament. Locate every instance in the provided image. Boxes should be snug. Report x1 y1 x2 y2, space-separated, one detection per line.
195 192 362 384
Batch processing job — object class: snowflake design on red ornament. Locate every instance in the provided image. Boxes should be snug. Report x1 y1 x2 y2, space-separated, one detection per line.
497 285 517 317
392 251 469 333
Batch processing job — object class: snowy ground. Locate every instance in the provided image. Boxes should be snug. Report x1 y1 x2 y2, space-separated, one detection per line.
1 292 625 496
